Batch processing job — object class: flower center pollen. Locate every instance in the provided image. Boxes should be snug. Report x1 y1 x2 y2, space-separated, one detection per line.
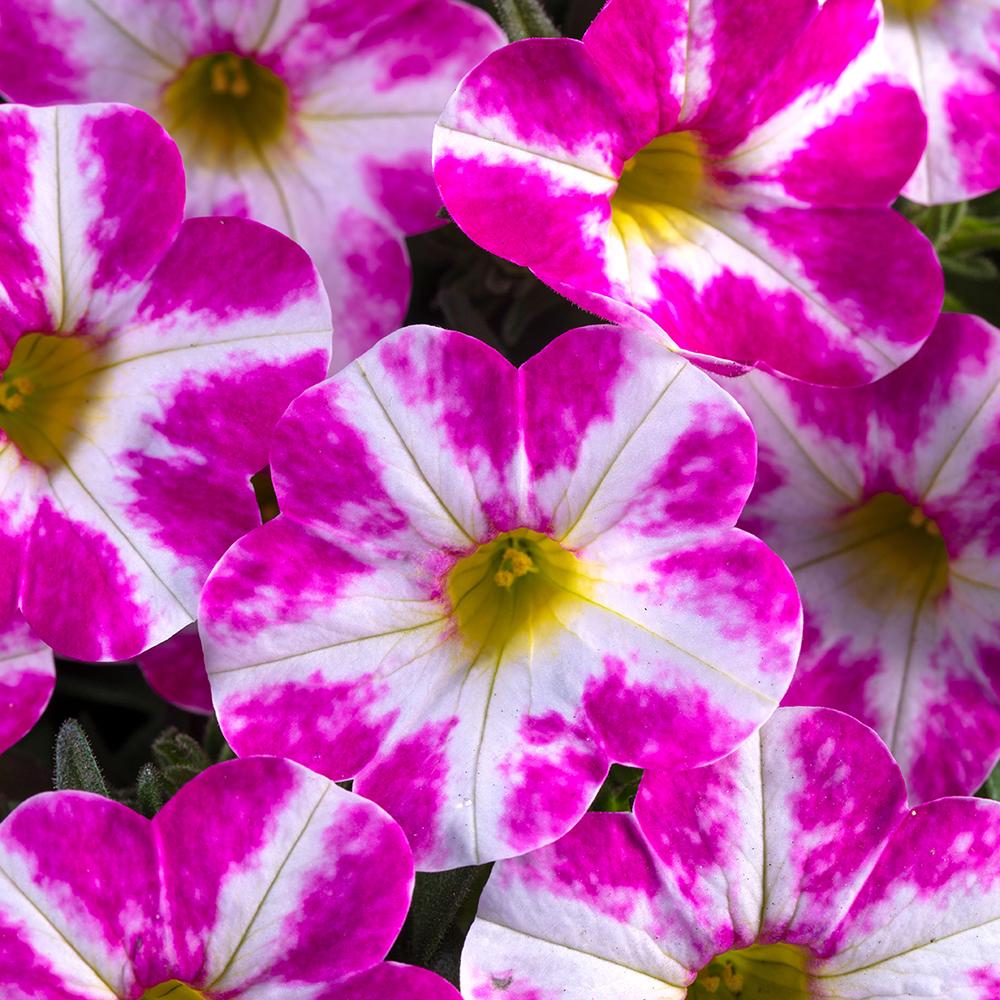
883 0 938 17
831 492 949 609
611 130 708 249
0 333 101 467
447 529 591 654
142 983 206 1000
161 51 290 169
688 943 811 999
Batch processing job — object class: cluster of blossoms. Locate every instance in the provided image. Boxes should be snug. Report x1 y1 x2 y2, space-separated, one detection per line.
0 0 999 996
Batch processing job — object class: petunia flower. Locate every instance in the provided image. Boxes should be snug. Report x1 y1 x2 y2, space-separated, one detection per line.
433 0 943 388
0 102 332 662
0 755 460 999
883 0 1000 204
199 323 802 870
0 0 504 368
725 313 1000 801
462 705 1000 999
137 625 213 716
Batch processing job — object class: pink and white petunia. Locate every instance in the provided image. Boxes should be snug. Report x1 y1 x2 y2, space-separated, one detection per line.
726 312 1000 801
199 324 802 870
0 755 460 1000
883 0 1000 204
434 0 943 388
137 625 213 716
463 705 1000 1000
0 103 331 662
0 0 504 369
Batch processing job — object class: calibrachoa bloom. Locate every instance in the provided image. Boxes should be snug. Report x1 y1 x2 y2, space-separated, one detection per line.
883 0 1000 203
136 625 213 716
0 0 504 368
0 612 54 755
726 313 1000 801
463 706 1000 999
200 324 802 869
0 755 460 999
434 0 943 387
0 103 331 662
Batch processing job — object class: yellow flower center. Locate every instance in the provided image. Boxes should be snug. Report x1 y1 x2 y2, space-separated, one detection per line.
161 51 290 169
142 984 206 1000
611 131 708 249
830 492 949 608
0 333 102 467
883 0 938 17
446 528 591 654
688 943 811 999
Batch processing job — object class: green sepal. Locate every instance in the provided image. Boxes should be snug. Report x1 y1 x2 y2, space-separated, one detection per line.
152 727 211 795
54 719 110 797
489 0 560 40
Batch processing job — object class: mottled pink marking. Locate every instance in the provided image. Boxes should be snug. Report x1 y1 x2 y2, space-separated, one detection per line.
327 961 463 999
1 793 159 960
0 3 80 103
137 626 212 715
0 110 51 355
356 716 459 867
154 757 300 978
201 516 371 634
21 500 150 661
649 535 800 658
124 353 326 577
774 83 925 207
584 655 754 769
946 78 1000 195
523 328 625 477
0 912 94 998
222 672 396 781
378 328 520 481
269 802 413 983
364 154 442 235
656 267 872 387
628 406 755 531
499 711 607 854
138 217 320 322
83 109 184 291
746 205 940 348
472 979 551 1000
906 672 1000 802
636 749 744 918
782 623 882 730
0 667 54 753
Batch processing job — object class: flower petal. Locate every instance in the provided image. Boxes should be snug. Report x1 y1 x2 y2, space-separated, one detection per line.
320 962 461 1000
136 624 212 716
155 756 414 992
0 613 54 754
0 792 159 997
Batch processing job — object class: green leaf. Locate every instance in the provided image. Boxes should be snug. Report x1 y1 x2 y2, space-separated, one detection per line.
135 763 168 818
54 719 110 797
590 763 643 812
151 727 211 795
489 0 560 39
978 760 1000 801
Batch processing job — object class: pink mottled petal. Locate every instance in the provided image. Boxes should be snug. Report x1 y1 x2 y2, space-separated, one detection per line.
0 792 159 996
17 216 330 660
0 1 195 106
0 613 54 754
0 103 183 335
523 327 757 545
579 532 801 770
155 756 414 991
731 313 1000 799
822 798 1000 995
319 962 461 1000
639 707 907 954
137 624 212 715
885 2 1000 204
462 812 691 999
